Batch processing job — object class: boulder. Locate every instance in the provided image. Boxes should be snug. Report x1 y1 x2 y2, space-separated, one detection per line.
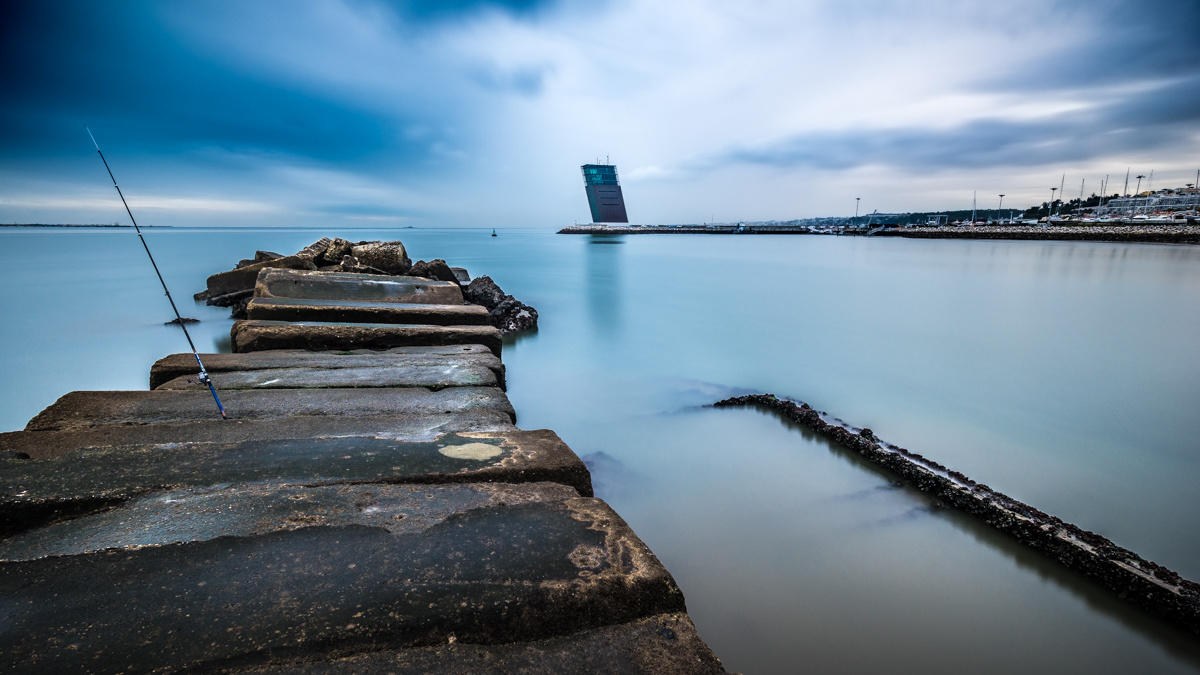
464 276 507 309
318 238 354 265
491 296 539 334
338 255 387 275
450 267 470 284
254 250 283 262
349 241 411 275
296 237 333 260
407 259 459 283
465 276 538 335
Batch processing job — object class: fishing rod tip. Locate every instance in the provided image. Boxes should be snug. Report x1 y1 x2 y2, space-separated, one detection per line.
85 126 100 151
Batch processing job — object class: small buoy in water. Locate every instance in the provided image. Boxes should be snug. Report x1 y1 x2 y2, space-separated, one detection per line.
491 228 497 237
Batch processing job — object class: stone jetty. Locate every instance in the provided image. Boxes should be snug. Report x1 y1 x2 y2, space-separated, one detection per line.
0 245 724 673
716 393 1200 637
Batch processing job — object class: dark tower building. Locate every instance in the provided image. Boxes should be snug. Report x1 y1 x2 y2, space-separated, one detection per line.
581 163 629 223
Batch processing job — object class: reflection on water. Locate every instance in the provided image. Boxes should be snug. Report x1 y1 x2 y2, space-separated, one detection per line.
584 235 624 338
3 228 1200 673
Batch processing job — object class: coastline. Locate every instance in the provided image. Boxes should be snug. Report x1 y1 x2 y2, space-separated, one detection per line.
875 224 1200 244
559 223 1200 244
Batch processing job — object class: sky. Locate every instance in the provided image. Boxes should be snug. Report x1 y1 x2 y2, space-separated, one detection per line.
2 0 1198 227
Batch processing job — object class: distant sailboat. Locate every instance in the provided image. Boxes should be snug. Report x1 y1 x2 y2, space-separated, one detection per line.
491 228 497 237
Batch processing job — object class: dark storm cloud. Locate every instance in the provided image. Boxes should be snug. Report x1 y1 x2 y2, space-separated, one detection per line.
381 0 556 22
714 75 1200 172
0 2 473 166
977 0 1200 91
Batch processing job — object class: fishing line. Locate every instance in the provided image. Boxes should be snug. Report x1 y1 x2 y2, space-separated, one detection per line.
87 127 228 419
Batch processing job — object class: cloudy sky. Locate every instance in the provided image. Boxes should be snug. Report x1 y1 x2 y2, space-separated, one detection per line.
2 0 1198 227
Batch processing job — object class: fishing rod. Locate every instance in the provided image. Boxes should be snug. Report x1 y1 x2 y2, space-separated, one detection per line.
87 127 228 419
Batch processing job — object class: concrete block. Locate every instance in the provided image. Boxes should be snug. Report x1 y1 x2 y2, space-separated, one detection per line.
149 346 503 390
0 430 592 536
206 255 317 298
1 412 515 460
245 297 489 326
25 387 515 432
231 320 502 356
252 613 725 674
254 268 463 304
0 486 684 672
156 363 497 391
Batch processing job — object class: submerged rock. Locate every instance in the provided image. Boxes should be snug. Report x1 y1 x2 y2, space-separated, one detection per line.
163 317 200 326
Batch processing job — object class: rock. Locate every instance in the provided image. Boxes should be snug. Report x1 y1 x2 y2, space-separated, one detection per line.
296 237 333 260
254 250 283 262
464 276 507 309
491 297 539 334
319 238 354 265
349 241 412 275
207 289 252 308
163 317 199 326
450 267 470 284
192 289 211 302
229 294 252 320
465 277 538 335
234 258 257 269
407 259 459 283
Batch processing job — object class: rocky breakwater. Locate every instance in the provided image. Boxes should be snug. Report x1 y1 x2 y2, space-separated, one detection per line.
197 238 538 335
715 393 1200 636
0 241 723 672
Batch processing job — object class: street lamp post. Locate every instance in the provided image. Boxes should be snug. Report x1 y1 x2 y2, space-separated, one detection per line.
855 197 860 221
1049 187 1058 220
997 194 1005 223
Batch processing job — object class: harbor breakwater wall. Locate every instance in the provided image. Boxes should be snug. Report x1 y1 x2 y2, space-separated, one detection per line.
559 223 1200 243
715 393 1200 636
0 241 725 673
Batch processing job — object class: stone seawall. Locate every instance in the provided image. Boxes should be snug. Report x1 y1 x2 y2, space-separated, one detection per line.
715 393 1200 636
0 243 725 673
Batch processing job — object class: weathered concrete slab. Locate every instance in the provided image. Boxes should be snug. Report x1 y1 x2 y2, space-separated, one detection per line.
150 346 504 389
0 487 684 672
1 412 515 460
0 481 582 559
206 254 318 297
25 387 515 432
255 268 464 304
249 613 725 674
0 430 592 537
157 363 498 391
246 296 489 325
232 320 502 356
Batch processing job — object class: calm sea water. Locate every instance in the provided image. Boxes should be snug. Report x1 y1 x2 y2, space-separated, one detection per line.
2 227 1199 672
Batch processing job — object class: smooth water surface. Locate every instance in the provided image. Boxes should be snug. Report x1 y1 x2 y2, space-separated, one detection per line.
2 227 1199 672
